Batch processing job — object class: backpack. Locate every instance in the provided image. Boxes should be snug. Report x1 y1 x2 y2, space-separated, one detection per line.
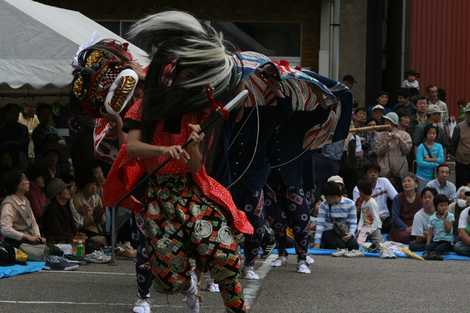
0 241 16 266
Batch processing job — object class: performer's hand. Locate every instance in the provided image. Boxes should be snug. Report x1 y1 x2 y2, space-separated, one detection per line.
187 124 205 144
164 145 190 161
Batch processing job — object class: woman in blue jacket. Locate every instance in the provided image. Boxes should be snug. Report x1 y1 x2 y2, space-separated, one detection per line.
416 125 445 191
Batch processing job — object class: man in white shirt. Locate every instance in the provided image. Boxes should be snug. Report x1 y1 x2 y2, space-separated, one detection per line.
427 85 449 124
353 163 398 232
426 164 456 201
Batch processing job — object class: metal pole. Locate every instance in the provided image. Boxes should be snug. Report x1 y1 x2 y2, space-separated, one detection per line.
109 206 117 265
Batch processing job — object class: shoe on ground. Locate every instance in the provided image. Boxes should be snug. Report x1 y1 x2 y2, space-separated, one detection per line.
243 266 260 280
305 255 315 265
271 256 287 267
84 250 111 264
344 249 363 257
133 298 151 313
296 260 311 274
332 249 347 257
208 282 220 293
380 247 396 259
45 255 79 271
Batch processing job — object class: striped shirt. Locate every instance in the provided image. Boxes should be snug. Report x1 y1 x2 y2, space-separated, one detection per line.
315 197 357 244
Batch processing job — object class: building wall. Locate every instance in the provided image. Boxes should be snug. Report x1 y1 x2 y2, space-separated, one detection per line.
339 0 368 107
408 0 470 116
40 0 322 69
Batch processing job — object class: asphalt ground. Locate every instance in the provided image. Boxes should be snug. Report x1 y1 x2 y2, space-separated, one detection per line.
1 255 470 313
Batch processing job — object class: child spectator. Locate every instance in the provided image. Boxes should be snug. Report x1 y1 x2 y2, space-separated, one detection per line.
424 194 454 260
314 182 359 255
409 187 437 251
356 179 382 249
416 125 445 191
401 70 420 92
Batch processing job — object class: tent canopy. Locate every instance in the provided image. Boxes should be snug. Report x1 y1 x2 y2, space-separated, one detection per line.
0 0 148 89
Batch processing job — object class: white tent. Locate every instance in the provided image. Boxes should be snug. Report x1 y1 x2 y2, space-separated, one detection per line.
0 0 149 89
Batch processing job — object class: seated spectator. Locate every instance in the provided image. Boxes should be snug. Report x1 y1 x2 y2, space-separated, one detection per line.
454 194 470 257
353 163 398 233
71 175 107 252
450 187 470 236
375 112 412 181
26 164 47 221
409 187 437 251
314 182 358 251
327 175 346 195
0 170 46 260
41 178 77 244
426 164 456 201
416 125 445 191
413 104 448 147
356 179 382 248
389 174 422 243
393 88 416 118
424 194 454 260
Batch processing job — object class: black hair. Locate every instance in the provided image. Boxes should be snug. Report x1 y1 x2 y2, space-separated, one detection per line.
421 187 437 198
436 163 449 173
364 162 381 173
323 181 342 197
357 179 373 196
342 74 355 83
354 107 366 114
377 91 390 98
2 169 25 195
396 88 410 98
423 124 438 138
434 194 450 207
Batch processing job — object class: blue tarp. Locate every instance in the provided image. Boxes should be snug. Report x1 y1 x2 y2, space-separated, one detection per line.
0 261 45 279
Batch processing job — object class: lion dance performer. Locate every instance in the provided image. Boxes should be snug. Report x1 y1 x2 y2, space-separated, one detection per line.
71 39 158 313
100 11 255 313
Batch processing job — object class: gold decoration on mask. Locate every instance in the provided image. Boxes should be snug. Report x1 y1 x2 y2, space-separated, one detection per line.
85 50 104 68
109 76 137 111
72 76 84 97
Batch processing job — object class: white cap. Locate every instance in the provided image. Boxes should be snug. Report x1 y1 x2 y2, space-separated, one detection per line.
327 175 344 185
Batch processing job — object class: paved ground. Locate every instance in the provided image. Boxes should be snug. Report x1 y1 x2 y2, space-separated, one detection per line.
1 255 470 313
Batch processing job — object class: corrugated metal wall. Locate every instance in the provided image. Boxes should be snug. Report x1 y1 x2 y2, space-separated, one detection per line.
408 0 470 116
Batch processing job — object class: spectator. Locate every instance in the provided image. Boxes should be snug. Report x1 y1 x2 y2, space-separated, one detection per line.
370 105 385 125
451 103 470 187
356 179 382 248
413 104 448 147
72 175 107 252
353 107 367 128
410 96 429 136
32 104 59 159
375 112 412 180
18 103 40 160
41 178 77 244
454 190 470 256
401 69 420 91
314 182 358 252
0 170 46 260
341 131 365 196
415 125 445 191
353 163 398 233
327 175 346 195
449 187 470 236
342 74 356 90
426 164 456 201
427 85 449 124
424 194 454 260
410 187 437 251
0 104 29 171
393 88 416 118
25 164 47 221
389 173 422 243
369 91 392 115
399 115 412 133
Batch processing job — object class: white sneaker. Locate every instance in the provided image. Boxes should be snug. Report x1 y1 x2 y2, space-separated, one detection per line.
243 266 260 280
305 255 315 265
344 249 363 257
296 261 311 274
271 256 287 267
132 298 151 313
208 282 220 293
331 249 347 257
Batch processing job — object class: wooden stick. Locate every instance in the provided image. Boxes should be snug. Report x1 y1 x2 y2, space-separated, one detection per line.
349 125 392 133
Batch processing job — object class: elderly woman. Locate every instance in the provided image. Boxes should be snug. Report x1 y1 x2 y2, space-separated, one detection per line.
375 112 413 181
0 170 47 260
389 173 422 243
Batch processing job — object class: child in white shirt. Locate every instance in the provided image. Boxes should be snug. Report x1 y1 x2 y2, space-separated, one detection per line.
356 180 383 249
